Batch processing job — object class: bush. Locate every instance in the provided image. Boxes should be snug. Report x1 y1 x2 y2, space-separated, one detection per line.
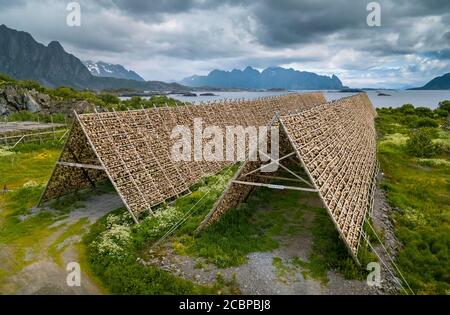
414 107 433 118
98 93 120 105
399 104 415 115
7 111 68 123
406 129 437 158
0 72 14 82
438 100 450 114
434 109 449 118
414 117 439 128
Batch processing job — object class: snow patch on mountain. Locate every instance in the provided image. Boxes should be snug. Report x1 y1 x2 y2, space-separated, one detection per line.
83 60 145 81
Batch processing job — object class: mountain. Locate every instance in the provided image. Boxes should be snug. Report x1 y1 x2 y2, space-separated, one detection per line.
181 66 345 90
0 24 186 91
412 73 450 90
0 24 92 88
83 60 145 81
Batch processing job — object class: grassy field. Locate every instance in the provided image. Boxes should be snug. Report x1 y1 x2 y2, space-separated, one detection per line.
376 104 450 294
0 142 62 288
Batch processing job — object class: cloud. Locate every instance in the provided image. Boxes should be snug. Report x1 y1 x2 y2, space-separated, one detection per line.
0 0 448 87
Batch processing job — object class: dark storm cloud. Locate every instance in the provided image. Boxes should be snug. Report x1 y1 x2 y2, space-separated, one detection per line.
97 0 251 19
248 0 369 46
246 0 450 50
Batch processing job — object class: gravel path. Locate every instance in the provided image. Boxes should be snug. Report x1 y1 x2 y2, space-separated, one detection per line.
0 192 123 295
145 192 385 295
370 176 404 294
0 121 65 134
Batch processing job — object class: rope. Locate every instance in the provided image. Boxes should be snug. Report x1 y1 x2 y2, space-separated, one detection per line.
361 232 411 295
364 219 415 295
151 162 237 249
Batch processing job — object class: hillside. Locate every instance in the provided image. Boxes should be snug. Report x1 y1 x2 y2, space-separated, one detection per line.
0 25 186 92
83 60 145 81
412 73 450 90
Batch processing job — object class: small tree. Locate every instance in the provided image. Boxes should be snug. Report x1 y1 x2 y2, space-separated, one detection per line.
399 103 415 115
406 129 436 158
414 117 439 128
99 93 120 105
414 106 433 118
438 100 450 114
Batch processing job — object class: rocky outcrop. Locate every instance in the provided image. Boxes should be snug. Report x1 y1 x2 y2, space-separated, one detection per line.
0 85 51 115
0 84 95 116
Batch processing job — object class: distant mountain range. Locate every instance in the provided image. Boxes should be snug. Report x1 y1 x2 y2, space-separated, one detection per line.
412 73 450 90
0 24 185 91
83 60 145 81
181 66 345 90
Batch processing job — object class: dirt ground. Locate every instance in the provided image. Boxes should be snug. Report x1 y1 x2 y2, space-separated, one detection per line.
0 121 66 134
144 184 400 295
1 181 401 295
0 193 123 295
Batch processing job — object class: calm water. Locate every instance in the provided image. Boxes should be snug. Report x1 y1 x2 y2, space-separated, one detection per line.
166 90 450 109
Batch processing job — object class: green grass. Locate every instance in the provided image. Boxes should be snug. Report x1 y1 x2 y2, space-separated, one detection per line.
48 218 89 267
84 167 242 294
6 111 67 124
0 141 62 244
182 188 308 268
0 145 60 190
0 186 62 273
376 110 450 295
2 98 448 294
181 185 371 281
272 256 298 283
84 207 239 295
300 206 369 282
86 164 372 293
0 141 72 279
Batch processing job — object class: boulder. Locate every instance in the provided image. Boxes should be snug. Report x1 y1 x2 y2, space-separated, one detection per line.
0 85 50 114
0 84 95 117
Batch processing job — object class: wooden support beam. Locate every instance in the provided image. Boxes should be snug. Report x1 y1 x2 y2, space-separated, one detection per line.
253 174 313 185
241 151 296 177
258 149 315 188
57 161 105 170
231 180 319 192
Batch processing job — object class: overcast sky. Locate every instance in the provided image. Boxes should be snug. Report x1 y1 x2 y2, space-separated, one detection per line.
1 0 449 88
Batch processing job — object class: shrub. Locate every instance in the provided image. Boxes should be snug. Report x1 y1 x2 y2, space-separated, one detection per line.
414 117 439 128
414 107 433 118
399 104 415 115
98 93 120 105
406 129 437 158
0 72 14 82
434 109 449 118
438 100 450 114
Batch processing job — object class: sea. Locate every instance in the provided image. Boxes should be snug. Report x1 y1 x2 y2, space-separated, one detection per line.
163 90 450 109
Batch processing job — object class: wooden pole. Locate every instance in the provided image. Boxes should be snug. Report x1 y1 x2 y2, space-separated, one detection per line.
4 116 7 146
51 115 56 140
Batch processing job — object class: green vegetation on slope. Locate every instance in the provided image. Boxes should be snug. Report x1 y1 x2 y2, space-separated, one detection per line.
0 73 183 120
376 103 450 294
